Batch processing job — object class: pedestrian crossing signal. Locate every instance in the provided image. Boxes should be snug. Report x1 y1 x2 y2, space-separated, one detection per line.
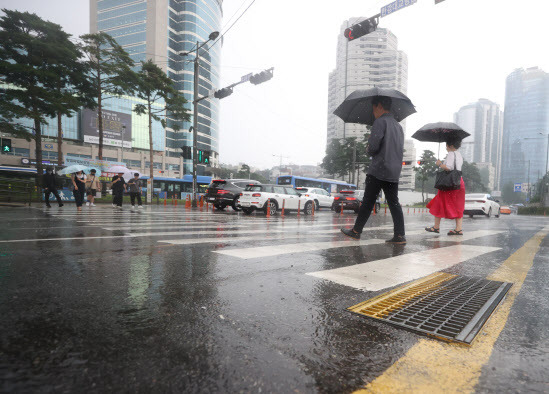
180 146 192 160
1 138 12 153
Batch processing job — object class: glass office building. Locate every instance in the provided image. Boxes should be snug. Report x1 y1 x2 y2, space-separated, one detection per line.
502 67 549 188
91 0 223 175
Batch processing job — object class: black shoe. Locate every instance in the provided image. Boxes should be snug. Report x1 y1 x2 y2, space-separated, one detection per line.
46 205 51 208
341 228 361 240
386 235 406 244
59 203 64 207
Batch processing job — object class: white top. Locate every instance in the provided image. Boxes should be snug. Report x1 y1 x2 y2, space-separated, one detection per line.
444 151 463 171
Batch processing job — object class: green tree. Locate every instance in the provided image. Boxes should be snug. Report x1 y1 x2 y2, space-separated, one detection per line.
133 59 190 179
414 150 438 202
0 9 88 184
321 135 371 182
462 161 487 193
80 32 136 160
237 164 251 179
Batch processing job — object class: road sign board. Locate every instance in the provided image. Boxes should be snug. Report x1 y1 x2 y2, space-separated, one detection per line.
241 73 253 83
522 183 530 193
514 183 522 192
381 0 417 18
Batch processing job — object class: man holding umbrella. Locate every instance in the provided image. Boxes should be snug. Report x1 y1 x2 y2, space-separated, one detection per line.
336 89 415 244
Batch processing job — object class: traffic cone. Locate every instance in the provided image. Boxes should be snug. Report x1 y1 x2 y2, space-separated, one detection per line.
311 200 315 216
281 199 285 216
373 205 376 216
297 200 301 217
164 197 167 206
174 198 177 206
266 198 271 218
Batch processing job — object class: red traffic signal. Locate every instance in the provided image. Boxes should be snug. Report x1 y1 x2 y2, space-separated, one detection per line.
417 161 422 165
344 17 378 41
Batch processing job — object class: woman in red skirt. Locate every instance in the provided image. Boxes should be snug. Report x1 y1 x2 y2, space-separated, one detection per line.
425 138 465 235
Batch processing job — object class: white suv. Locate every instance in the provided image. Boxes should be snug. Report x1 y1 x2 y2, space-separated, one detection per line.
238 184 315 215
295 187 334 210
464 194 501 218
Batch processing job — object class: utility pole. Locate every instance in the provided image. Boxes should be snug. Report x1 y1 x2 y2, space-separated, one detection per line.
351 141 357 185
527 159 530 203
180 31 219 205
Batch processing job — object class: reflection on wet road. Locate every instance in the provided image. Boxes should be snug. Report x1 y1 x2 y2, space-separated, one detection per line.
1 206 548 392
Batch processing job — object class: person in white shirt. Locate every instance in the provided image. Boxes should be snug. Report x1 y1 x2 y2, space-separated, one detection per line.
425 138 466 235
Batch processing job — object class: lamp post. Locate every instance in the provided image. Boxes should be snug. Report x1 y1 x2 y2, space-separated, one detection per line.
179 31 219 205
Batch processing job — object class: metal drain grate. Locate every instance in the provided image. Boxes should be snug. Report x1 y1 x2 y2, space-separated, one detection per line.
347 272 512 344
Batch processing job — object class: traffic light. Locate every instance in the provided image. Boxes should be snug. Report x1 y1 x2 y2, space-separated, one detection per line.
344 16 378 41
417 161 422 165
203 150 211 165
180 146 192 160
249 69 274 85
197 150 203 163
1 138 12 153
214 87 233 99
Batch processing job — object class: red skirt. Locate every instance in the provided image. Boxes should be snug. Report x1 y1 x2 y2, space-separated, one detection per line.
426 178 465 219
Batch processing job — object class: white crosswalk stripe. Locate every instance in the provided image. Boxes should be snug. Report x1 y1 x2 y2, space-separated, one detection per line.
214 239 386 259
306 245 501 291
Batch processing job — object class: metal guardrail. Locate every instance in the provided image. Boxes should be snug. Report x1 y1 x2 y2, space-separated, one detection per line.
0 176 35 206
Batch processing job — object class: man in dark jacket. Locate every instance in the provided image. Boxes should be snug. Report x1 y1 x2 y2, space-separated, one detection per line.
341 96 406 244
111 172 127 209
43 167 64 208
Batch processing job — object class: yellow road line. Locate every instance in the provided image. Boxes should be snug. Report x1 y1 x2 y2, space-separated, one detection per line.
355 228 548 394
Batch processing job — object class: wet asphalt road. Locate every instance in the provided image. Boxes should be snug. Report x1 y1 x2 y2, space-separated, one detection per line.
1 205 548 393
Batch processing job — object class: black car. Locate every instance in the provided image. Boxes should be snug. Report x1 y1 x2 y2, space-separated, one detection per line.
332 190 381 213
205 179 260 211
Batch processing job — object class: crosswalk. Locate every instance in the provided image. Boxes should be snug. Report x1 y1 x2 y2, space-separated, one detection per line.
12 207 542 292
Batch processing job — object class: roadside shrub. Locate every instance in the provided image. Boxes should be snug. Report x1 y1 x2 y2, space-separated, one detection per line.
518 206 548 216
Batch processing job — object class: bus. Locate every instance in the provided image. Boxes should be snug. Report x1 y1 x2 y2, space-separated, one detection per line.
140 174 211 199
277 175 356 194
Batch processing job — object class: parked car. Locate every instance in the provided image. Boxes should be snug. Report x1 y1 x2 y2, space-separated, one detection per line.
500 206 512 215
332 190 381 213
237 184 315 215
205 179 260 211
295 187 334 210
464 194 501 218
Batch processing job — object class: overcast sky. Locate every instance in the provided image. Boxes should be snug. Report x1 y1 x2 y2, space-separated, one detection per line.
2 0 549 169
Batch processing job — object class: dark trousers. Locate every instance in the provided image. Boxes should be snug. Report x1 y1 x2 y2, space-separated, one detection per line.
354 174 405 236
44 188 62 206
113 190 124 207
130 192 142 206
72 188 85 207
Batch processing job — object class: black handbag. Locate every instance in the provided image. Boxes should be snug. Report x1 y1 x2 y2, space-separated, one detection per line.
434 152 461 191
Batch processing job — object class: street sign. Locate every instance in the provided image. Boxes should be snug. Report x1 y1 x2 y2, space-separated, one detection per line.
146 178 152 203
513 183 522 192
522 183 530 193
381 0 417 18
491 190 502 198
44 144 54 150
240 73 253 83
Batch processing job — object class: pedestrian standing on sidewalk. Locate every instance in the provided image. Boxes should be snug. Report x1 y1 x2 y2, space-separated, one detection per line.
425 138 465 235
86 169 100 207
127 173 143 209
43 167 64 208
71 170 87 211
111 172 127 209
341 96 406 244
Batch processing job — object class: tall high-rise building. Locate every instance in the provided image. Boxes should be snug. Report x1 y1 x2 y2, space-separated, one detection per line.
90 0 223 175
326 22 411 189
501 67 549 189
454 98 503 190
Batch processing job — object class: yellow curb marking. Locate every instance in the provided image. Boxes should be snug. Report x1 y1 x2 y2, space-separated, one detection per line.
355 228 548 394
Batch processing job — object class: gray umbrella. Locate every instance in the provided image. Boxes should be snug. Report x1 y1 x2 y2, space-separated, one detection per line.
333 87 416 126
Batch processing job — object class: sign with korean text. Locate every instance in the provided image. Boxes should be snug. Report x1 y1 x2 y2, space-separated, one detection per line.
381 0 417 17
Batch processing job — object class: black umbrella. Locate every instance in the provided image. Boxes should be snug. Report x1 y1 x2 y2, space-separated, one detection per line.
411 122 470 143
333 87 416 126
412 122 470 159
